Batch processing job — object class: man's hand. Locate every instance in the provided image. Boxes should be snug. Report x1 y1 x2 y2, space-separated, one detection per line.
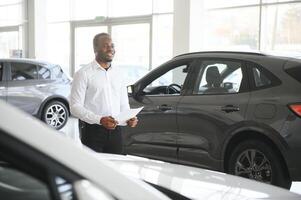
127 117 138 128
100 116 118 130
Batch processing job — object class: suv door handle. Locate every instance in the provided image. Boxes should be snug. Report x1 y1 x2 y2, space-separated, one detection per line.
36 84 47 88
158 104 173 111
0 86 5 90
221 105 240 113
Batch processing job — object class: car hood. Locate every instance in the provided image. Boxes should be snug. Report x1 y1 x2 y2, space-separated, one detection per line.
97 153 301 200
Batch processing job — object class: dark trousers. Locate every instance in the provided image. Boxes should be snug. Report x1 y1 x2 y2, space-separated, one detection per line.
79 120 123 154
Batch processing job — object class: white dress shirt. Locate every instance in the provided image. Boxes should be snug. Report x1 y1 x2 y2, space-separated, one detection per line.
70 60 130 125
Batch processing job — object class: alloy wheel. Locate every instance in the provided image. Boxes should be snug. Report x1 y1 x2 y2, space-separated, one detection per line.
234 149 272 184
45 104 67 129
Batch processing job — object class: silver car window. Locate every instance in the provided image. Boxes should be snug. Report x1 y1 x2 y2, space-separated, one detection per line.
11 62 38 81
38 66 51 80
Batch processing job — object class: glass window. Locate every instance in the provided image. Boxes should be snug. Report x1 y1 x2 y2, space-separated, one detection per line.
112 24 150 85
38 66 51 80
74 26 108 72
0 1 23 26
0 31 22 58
46 0 70 22
11 63 38 80
252 67 272 87
263 0 301 3
194 61 243 95
261 3 301 52
46 23 70 74
153 0 173 13
202 7 260 50
0 162 51 200
143 65 188 96
108 0 152 17
152 14 173 68
204 0 260 9
72 0 107 20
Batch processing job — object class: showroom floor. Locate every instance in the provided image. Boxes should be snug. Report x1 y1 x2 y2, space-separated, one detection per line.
61 117 301 194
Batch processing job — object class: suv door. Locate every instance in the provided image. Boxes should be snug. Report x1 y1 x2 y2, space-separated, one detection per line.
0 62 7 102
176 59 250 170
125 59 194 162
7 62 45 115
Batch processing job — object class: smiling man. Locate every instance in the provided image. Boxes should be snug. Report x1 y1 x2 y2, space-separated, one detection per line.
70 33 138 154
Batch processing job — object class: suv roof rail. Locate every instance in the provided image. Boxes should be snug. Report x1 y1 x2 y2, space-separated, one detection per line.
174 51 267 58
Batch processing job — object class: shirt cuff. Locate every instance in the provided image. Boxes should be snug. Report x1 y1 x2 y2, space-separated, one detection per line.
94 115 103 125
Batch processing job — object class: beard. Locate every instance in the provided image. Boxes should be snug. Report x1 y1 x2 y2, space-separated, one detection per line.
96 52 114 63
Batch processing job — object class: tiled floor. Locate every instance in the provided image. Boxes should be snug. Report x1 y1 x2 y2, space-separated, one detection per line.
61 117 301 195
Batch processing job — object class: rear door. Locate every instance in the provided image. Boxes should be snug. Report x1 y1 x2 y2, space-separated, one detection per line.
7 62 44 115
176 58 250 170
0 62 7 102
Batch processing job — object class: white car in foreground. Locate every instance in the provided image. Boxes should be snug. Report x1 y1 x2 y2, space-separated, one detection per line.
0 100 300 200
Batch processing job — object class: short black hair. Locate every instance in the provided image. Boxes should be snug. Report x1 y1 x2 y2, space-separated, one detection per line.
93 32 111 52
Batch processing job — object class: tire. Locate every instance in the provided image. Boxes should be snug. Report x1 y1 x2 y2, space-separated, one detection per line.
42 101 69 130
227 139 292 189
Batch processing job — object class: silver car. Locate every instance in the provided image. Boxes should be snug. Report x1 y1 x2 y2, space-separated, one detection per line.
0 58 71 129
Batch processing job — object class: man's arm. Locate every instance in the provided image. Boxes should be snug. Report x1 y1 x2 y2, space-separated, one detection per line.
70 70 102 124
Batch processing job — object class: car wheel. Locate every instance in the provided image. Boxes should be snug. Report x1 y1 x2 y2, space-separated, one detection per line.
42 101 68 130
227 139 291 189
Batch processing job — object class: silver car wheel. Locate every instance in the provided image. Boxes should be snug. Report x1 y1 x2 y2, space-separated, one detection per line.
45 104 67 129
234 149 272 184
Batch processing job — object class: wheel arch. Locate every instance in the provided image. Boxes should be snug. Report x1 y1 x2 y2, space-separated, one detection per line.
223 128 290 180
37 95 70 119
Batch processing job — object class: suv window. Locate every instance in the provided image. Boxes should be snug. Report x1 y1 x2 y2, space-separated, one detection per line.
11 62 38 81
252 67 272 87
143 65 189 96
194 60 243 95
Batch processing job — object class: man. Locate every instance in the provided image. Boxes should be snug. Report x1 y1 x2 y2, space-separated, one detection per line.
70 32 138 154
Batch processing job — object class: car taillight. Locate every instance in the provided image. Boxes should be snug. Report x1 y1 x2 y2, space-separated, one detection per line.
289 104 301 117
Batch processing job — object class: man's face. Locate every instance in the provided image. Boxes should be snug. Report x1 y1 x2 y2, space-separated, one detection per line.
95 36 115 62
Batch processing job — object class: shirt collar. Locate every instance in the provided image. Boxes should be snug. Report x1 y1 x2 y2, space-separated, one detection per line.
93 59 113 72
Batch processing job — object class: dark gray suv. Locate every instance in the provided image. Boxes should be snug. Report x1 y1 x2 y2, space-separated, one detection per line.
125 51 301 189
0 58 71 130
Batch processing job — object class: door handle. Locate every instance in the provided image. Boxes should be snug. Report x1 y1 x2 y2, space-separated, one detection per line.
36 84 47 88
221 105 240 113
0 86 5 90
158 104 173 111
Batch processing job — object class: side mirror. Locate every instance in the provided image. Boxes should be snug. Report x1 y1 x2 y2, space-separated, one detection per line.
127 85 133 96
74 180 114 200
